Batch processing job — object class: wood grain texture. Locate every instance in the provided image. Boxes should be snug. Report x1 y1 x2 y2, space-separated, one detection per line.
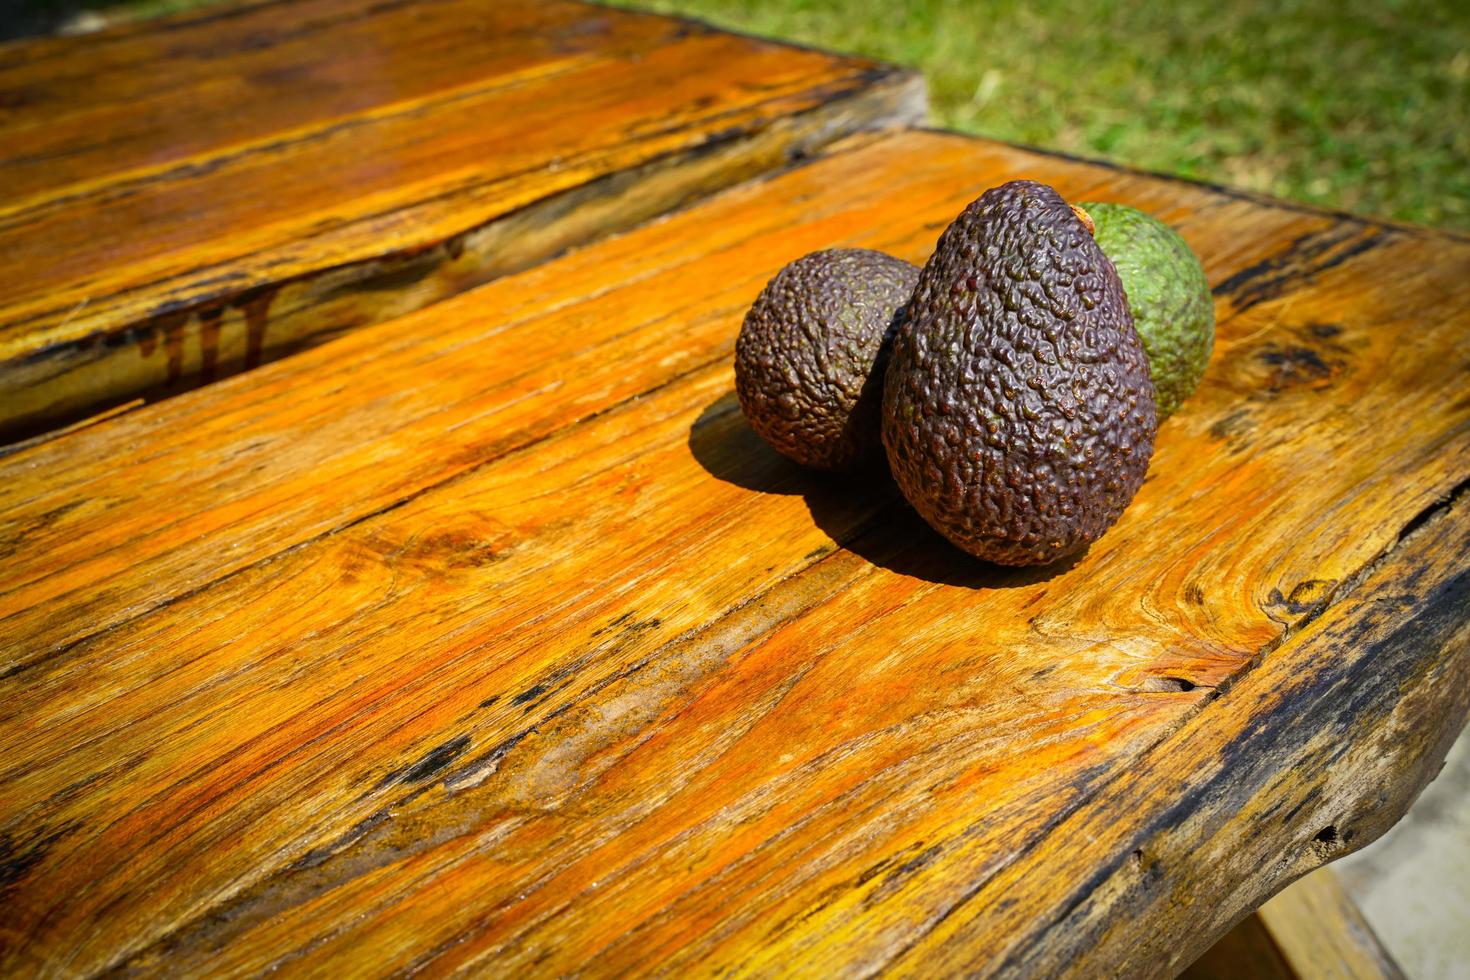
1 130 1468 976
0 0 923 441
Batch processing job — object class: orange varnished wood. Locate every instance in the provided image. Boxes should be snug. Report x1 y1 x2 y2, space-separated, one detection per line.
1 131 1467 975
0 0 922 440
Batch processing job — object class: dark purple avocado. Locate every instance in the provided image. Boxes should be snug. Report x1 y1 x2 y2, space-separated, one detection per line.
736 248 919 470
881 180 1157 565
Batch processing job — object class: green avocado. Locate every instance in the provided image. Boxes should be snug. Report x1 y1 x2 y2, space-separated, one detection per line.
882 180 1158 565
1079 202 1214 419
736 248 919 470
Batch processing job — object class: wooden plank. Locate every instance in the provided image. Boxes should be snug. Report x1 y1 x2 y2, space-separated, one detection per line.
0 134 1330 659
1258 870 1407 980
0 0 923 442
1 130 1467 975
1181 869 1406 980
1180 912 1296 980
887 501 1469 978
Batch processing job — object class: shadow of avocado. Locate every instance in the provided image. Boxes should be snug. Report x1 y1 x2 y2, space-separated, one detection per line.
687 391 1084 590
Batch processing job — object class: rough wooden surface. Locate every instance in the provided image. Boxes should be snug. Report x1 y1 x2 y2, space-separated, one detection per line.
1 130 1467 976
0 0 922 442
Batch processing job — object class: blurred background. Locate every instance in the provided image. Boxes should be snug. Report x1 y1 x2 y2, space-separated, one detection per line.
5 0 1469 231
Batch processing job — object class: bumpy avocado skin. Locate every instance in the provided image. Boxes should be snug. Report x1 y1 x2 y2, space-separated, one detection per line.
736 248 919 470
1081 202 1214 419
882 181 1158 565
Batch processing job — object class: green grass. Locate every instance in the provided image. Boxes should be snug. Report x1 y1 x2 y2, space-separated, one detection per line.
608 0 1470 230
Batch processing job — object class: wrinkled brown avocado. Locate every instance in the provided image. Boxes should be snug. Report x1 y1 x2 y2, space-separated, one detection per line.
736 248 919 470
881 180 1157 565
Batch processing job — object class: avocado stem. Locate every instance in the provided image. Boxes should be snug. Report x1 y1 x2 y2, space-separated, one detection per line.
1069 203 1095 236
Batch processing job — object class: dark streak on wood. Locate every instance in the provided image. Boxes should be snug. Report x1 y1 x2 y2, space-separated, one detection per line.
0 823 75 896
511 685 548 708
159 310 187 383
1213 224 1391 313
401 735 472 784
197 306 223 382
238 285 279 371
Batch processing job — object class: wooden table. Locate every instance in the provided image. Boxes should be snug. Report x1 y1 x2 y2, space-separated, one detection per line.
0 0 920 441
2 4 1468 978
